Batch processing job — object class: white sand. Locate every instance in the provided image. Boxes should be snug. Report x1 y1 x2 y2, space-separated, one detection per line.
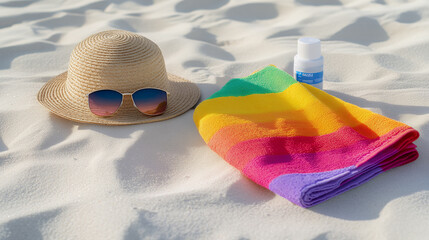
1 0 429 239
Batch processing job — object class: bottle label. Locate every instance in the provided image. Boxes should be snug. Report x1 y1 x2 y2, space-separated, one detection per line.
295 71 323 84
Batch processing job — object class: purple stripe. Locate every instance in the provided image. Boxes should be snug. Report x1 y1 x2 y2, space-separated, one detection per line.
268 144 418 207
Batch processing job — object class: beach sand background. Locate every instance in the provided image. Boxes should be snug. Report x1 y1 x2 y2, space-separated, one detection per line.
0 0 429 239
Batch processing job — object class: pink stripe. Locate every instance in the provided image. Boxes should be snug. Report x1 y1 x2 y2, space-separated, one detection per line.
224 126 410 171
242 143 371 188
240 128 418 188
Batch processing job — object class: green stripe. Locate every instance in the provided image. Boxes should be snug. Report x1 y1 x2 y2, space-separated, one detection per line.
208 66 297 99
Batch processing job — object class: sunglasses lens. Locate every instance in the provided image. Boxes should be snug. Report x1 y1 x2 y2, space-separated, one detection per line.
88 90 123 117
132 88 167 116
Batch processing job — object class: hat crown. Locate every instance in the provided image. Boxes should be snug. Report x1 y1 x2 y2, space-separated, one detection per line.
65 30 168 95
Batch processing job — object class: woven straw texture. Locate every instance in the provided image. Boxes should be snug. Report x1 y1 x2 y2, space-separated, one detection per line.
37 30 200 125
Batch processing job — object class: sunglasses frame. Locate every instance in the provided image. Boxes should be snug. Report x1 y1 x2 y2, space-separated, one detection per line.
87 87 170 117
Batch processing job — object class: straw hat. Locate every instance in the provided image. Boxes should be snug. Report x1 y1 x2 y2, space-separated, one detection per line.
37 30 200 125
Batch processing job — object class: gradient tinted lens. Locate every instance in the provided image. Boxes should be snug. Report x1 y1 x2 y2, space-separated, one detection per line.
132 88 167 116
88 90 123 117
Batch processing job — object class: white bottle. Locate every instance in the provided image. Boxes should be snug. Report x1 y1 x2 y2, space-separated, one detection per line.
293 37 324 89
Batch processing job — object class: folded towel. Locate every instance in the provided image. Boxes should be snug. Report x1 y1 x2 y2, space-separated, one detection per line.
193 66 419 208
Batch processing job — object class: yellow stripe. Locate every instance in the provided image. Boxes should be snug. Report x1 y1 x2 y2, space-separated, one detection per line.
194 83 309 128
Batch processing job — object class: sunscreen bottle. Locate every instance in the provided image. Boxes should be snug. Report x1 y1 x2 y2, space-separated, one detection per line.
294 37 324 89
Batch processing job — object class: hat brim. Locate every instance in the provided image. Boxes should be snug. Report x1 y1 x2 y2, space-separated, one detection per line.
37 71 200 125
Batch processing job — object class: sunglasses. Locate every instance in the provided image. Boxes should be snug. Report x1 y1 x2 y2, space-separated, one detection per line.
88 88 168 117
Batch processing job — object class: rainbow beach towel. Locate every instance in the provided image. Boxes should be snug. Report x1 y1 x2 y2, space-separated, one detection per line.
193 66 419 208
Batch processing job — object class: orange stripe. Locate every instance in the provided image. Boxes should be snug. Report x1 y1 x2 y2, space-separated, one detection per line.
198 96 402 143
208 113 404 158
